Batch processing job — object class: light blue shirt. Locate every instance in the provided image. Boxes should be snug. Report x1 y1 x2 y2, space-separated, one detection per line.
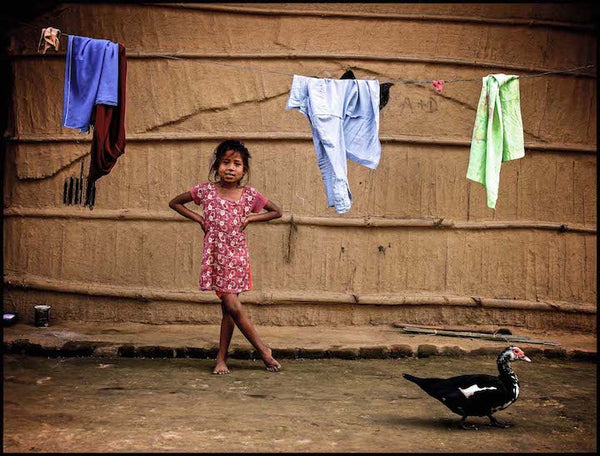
286 75 381 214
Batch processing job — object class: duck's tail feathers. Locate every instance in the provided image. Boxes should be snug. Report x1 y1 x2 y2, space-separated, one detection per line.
403 374 443 397
403 373 423 384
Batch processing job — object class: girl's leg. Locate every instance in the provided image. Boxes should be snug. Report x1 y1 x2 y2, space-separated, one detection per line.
221 293 281 371
213 301 235 374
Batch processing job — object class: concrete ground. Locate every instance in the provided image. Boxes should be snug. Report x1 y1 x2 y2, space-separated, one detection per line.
3 322 597 361
3 354 596 453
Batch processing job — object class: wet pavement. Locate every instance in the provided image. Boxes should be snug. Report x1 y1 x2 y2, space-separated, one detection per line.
3 354 596 452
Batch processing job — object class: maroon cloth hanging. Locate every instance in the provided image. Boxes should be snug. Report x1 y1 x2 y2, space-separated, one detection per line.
86 43 127 205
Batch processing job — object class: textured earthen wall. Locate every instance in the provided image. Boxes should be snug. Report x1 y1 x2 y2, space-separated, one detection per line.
3 3 597 330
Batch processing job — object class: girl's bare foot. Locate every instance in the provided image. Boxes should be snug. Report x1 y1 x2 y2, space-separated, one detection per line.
261 348 281 372
212 359 230 375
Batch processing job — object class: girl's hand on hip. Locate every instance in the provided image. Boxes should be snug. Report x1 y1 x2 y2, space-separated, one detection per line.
198 216 206 233
241 216 252 231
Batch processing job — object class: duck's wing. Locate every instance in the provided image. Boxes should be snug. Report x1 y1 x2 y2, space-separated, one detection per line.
436 375 510 414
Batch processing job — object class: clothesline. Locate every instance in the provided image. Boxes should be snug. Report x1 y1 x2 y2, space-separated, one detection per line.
131 53 597 85
386 64 596 84
42 29 595 86
40 27 595 214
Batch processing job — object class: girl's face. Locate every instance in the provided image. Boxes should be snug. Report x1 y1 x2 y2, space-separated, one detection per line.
217 150 245 184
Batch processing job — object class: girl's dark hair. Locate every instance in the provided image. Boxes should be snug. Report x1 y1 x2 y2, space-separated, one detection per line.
208 139 251 184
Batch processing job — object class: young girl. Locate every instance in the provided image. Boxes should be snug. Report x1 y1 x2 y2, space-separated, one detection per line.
169 139 282 374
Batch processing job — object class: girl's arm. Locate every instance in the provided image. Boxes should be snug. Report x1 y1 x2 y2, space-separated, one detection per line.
169 191 206 231
242 199 282 230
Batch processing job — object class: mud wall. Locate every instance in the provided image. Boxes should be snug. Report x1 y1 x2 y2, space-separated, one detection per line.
3 3 597 330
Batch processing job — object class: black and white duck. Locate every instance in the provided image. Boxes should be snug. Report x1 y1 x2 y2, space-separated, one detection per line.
403 346 531 429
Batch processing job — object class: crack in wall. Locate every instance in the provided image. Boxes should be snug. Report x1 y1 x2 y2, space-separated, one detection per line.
16 91 292 181
143 90 291 133
12 68 567 182
349 64 549 142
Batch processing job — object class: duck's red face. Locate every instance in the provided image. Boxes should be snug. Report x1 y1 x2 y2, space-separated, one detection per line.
510 347 532 362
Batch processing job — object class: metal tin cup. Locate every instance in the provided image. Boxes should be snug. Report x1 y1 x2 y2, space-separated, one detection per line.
34 305 51 327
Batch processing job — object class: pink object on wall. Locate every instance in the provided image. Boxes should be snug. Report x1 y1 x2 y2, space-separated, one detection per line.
432 80 445 93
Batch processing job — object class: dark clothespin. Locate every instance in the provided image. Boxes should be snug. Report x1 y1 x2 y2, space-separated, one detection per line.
339 68 393 110
340 68 356 79
379 83 393 110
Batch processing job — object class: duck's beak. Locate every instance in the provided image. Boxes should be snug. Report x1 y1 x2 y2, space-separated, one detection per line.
521 355 532 362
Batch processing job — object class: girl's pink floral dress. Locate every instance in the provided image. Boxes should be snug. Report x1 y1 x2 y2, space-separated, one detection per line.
189 181 267 294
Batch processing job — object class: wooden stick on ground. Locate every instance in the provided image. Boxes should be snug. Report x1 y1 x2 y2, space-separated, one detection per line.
400 326 560 346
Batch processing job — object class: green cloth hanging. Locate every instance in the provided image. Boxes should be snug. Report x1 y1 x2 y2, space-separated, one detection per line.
467 74 525 209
